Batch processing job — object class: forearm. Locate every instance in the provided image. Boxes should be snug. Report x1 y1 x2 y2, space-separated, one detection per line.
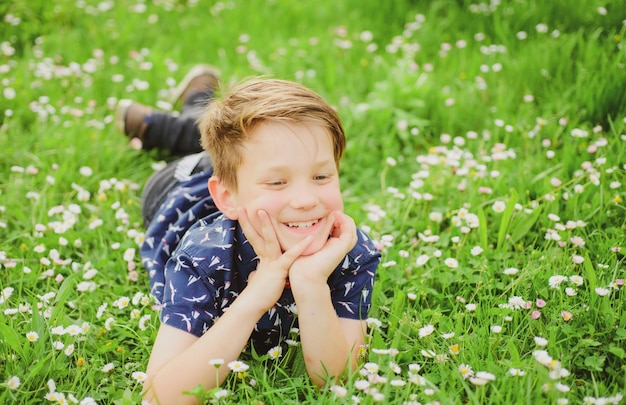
292 282 357 386
144 294 265 405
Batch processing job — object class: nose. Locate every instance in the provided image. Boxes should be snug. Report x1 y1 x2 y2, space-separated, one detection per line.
289 181 319 209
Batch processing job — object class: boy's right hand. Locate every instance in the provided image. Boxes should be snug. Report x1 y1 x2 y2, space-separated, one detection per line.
237 208 312 312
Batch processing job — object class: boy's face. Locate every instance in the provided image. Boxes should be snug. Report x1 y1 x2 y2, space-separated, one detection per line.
229 121 343 256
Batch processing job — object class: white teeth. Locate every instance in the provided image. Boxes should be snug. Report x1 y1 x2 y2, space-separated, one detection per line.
287 220 318 229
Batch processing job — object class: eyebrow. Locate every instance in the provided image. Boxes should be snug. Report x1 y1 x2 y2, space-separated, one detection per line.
260 159 336 172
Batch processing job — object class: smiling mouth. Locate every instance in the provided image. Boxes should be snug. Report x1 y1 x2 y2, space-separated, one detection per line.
286 219 319 229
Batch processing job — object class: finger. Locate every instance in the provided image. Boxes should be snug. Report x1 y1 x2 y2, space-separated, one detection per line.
237 207 265 253
237 207 254 238
278 235 314 266
332 211 356 237
257 210 282 256
326 211 345 239
329 211 358 249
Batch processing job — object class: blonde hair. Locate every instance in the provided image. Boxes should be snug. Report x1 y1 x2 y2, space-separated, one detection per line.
197 78 346 189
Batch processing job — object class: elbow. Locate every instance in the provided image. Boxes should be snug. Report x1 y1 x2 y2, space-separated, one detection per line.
304 356 332 387
305 357 353 387
141 375 158 405
310 375 327 387
308 367 331 387
142 374 200 405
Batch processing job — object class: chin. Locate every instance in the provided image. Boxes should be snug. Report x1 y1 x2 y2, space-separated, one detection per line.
281 235 327 256
300 240 326 256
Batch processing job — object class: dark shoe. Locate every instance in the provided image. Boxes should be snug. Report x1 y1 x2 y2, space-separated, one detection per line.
115 99 153 139
169 64 221 105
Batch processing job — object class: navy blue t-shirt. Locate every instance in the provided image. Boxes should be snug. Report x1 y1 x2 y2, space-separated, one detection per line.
140 170 380 351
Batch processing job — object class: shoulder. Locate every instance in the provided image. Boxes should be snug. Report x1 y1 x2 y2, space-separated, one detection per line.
348 227 381 264
175 214 238 258
160 216 240 317
332 226 380 278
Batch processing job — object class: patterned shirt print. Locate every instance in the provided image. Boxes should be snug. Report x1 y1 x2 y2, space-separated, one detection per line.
141 170 380 352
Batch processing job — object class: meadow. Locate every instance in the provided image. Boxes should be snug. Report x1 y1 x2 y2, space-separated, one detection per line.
1 0 625 403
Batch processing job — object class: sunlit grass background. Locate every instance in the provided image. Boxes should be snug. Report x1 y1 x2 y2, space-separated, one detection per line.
1 0 625 403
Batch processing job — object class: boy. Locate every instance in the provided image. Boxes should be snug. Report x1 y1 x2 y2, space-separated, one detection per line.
123 71 380 404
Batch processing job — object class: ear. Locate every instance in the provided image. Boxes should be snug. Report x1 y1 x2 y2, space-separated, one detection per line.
208 176 239 220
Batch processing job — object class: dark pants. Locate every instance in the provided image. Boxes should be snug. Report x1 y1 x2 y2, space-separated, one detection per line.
140 90 214 227
141 90 212 156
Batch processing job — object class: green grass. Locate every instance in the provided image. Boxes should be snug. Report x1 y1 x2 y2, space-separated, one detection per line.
1 0 625 403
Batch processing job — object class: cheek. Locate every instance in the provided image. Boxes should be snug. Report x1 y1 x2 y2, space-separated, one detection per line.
251 193 285 216
323 187 344 211
241 194 285 231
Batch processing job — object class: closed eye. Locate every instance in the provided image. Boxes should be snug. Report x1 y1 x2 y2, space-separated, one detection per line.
264 180 286 187
313 174 333 182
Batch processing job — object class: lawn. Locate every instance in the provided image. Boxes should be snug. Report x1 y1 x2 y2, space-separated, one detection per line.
1 0 625 403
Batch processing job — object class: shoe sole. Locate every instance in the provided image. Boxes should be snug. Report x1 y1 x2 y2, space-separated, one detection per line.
168 64 221 104
114 99 133 135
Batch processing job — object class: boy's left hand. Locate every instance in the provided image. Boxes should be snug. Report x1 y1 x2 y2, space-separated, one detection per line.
289 211 357 285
